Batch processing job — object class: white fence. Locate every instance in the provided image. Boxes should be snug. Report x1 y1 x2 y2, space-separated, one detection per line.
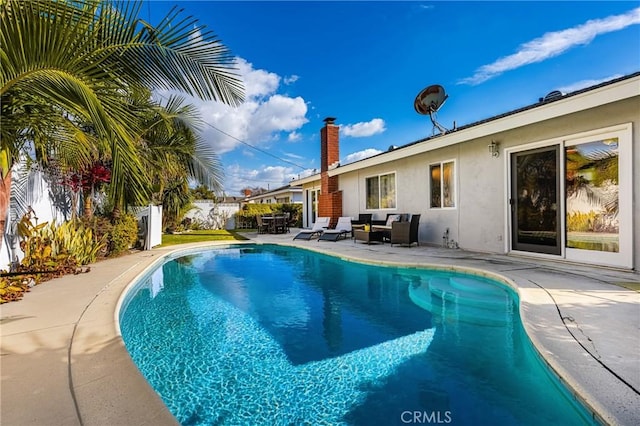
134 205 163 250
184 200 241 230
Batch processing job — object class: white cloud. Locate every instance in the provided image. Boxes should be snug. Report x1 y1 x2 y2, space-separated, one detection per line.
342 148 383 164
224 163 315 195
159 57 309 156
237 57 280 98
557 74 623 93
249 94 308 139
287 131 302 142
284 75 300 85
341 118 386 138
460 7 640 85
284 151 305 160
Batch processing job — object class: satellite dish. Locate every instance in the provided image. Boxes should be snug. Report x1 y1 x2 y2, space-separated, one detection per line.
542 90 564 102
414 85 447 114
414 85 449 135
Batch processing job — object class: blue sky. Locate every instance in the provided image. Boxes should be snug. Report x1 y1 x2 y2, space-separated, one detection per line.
146 1 640 195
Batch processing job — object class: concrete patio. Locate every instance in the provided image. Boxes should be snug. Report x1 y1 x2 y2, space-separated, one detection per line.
1 230 639 425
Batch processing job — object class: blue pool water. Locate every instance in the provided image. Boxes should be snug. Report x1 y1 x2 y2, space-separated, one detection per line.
119 245 595 425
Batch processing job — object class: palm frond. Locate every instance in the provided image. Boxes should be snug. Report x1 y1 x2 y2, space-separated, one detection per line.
189 138 224 192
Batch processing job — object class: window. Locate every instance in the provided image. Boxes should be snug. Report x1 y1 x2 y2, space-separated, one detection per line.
366 172 396 209
566 137 619 253
430 160 455 208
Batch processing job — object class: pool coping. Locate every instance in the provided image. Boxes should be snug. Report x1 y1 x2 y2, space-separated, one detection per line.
1 236 639 425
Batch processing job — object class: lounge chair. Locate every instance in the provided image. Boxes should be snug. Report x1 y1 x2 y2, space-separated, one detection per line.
318 217 353 242
390 214 421 247
293 217 330 240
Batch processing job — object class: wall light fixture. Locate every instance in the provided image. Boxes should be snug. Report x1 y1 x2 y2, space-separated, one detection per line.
488 140 500 158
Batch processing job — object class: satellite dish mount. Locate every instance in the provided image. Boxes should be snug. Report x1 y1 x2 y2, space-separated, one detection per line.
414 84 449 135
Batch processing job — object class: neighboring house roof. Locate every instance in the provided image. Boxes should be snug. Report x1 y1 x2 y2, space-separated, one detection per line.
193 197 243 204
292 71 640 183
244 184 302 202
218 196 244 203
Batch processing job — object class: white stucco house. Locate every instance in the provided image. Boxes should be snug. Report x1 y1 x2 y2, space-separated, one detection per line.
244 184 303 205
292 72 639 270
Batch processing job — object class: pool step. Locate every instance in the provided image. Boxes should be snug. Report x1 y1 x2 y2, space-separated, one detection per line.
429 277 508 309
449 277 506 296
408 277 512 327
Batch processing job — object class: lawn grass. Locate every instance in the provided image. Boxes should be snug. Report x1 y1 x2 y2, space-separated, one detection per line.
159 229 250 247
614 282 640 292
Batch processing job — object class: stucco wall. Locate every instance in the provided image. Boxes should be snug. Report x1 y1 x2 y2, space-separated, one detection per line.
185 201 240 230
337 96 639 269
340 146 467 249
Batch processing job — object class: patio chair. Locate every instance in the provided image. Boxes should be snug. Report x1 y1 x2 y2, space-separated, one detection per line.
390 214 421 247
256 215 269 234
372 213 406 242
318 216 353 242
293 217 330 240
287 212 299 229
273 215 288 234
371 213 407 227
351 213 372 230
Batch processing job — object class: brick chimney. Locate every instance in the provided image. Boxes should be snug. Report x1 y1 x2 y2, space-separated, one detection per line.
318 117 342 227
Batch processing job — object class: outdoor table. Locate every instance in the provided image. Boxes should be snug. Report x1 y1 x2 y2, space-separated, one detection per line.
353 229 384 244
261 216 288 234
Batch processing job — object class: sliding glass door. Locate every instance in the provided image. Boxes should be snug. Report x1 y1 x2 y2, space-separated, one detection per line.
510 146 561 254
508 124 632 268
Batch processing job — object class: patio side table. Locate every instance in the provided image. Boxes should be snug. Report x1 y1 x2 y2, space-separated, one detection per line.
353 229 384 244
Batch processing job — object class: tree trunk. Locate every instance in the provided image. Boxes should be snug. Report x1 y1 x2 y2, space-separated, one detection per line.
83 188 93 219
111 204 121 223
0 169 12 248
70 190 78 221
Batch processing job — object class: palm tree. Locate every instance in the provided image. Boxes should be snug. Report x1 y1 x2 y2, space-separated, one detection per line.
136 94 224 228
0 0 244 245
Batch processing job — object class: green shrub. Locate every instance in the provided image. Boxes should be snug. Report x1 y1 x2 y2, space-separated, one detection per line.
1 214 100 303
52 220 108 265
235 204 276 228
280 203 302 227
16 215 106 267
109 214 139 256
80 213 138 257
234 203 302 228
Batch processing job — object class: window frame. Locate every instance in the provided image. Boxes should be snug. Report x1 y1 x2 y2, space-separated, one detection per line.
505 122 633 269
429 159 457 209
563 125 632 268
365 171 397 210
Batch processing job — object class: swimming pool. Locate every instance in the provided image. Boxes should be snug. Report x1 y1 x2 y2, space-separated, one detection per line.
119 244 596 425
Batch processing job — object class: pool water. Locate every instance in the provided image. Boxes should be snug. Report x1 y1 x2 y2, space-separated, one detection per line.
119 245 595 425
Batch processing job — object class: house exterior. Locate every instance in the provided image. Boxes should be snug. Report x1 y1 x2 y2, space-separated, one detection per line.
292 73 639 270
244 184 303 205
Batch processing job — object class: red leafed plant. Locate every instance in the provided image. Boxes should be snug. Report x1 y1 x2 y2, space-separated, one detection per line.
81 162 111 188
79 161 111 218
